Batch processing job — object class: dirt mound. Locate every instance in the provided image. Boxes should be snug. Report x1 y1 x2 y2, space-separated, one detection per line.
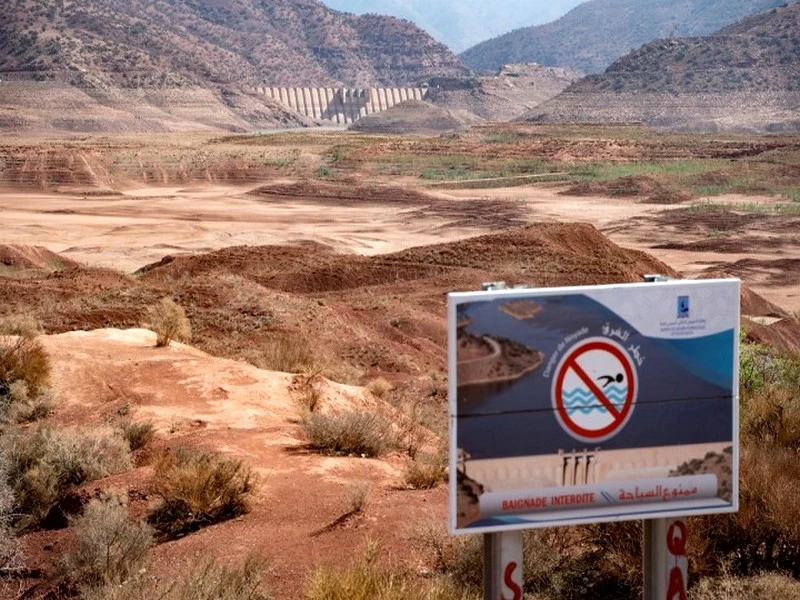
561 175 689 204
0 244 77 270
249 180 435 207
746 317 800 355
349 100 476 135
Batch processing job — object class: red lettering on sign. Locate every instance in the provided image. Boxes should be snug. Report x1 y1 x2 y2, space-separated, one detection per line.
501 561 522 600
666 567 687 600
667 521 687 556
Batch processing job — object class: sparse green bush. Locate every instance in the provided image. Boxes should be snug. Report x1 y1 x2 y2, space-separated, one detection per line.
144 298 191 347
1 426 132 528
147 448 257 539
300 410 396 457
63 493 153 590
0 379 54 424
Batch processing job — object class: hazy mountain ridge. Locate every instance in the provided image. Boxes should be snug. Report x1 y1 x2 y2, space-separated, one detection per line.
319 0 584 53
460 0 795 74
525 4 800 132
0 0 467 88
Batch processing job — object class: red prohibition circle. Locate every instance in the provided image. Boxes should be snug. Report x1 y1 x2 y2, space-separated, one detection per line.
552 338 637 442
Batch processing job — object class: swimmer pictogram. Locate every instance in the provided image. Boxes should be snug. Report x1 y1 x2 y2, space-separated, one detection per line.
552 337 638 443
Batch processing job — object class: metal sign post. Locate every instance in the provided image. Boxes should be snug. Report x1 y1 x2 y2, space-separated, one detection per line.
484 530 523 600
644 518 689 600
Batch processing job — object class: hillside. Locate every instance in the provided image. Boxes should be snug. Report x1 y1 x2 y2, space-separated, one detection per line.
525 4 800 132
460 0 794 74
0 0 467 133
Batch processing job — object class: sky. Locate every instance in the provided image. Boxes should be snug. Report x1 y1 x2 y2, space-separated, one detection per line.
319 0 586 53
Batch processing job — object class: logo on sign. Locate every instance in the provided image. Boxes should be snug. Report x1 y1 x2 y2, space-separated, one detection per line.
677 296 690 319
551 337 638 443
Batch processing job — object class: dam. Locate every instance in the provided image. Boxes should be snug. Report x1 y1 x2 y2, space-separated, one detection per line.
256 87 429 124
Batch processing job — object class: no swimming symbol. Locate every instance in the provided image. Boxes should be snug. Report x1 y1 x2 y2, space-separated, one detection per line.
552 337 638 443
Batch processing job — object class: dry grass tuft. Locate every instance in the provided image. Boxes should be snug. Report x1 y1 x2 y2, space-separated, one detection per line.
299 410 396 457
403 449 447 490
0 314 44 337
292 371 324 412
306 539 471 600
63 492 153 590
0 335 51 399
251 332 315 373
147 448 257 539
143 298 191 347
118 420 156 452
79 555 271 600
366 377 393 398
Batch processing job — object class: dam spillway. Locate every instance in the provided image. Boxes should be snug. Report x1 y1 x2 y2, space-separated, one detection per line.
257 87 429 124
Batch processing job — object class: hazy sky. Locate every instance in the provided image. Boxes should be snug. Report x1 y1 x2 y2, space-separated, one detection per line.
319 0 586 52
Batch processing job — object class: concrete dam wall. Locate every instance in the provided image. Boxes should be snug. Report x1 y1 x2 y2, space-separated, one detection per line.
257 87 429 124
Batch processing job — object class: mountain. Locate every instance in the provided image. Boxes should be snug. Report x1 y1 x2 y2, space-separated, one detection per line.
0 0 466 88
460 0 794 74
319 0 584 53
525 4 800 132
0 0 467 132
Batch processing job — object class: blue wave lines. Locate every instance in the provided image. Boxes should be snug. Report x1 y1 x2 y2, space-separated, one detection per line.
562 385 627 414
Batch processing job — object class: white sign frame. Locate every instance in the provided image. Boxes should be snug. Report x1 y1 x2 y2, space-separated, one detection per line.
448 279 740 535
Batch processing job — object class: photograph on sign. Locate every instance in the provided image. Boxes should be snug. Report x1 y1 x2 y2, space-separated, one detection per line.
448 279 739 534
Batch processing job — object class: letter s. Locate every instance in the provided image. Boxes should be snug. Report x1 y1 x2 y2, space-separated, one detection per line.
501 561 522 600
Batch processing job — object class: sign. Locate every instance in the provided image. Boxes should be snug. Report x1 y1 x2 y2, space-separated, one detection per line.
449 279 739 534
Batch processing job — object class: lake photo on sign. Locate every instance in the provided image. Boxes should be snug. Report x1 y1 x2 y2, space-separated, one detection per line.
448 279 740 534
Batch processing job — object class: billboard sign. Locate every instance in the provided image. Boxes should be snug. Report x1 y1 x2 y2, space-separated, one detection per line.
448 279 739 534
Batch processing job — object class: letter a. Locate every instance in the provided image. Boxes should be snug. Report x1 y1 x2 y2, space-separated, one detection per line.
666 566 687 600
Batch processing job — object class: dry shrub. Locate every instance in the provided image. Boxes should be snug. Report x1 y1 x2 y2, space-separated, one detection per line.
413 521 483 591
0 454 23 576
742 384 800 450
1 426 132 528
143 298 191 347
300 410 396 457
118 420 156 452
252 332 315 373
147 448 257 539
0 335 51 399
63 493 153 590
0 314 44 337
690 572 800 600
403 449 447 490
80 555 270 600
292 372 323 412
692 445 800 578
306 539 471 600
1 380 54 424
366 377 393 398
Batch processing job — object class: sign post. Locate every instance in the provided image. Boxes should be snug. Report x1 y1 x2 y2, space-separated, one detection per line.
643 518 688 600
448 279 739 599
483 531 523 600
